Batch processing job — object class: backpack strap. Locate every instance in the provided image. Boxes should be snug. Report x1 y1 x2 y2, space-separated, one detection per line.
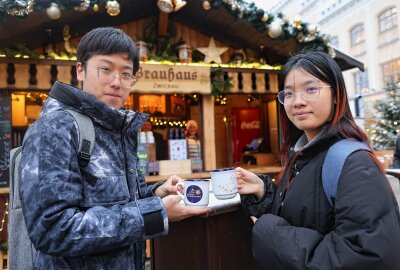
322 139 371 207
9 147 22 210
64 109 95 167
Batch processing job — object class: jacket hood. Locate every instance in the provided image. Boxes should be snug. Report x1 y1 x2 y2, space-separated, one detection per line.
46 81 148 131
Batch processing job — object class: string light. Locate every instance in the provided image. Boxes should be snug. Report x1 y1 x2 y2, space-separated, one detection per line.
0 198 8 232
150 117 186 128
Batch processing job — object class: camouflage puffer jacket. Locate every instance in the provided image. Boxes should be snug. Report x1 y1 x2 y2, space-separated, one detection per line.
19 81 168 270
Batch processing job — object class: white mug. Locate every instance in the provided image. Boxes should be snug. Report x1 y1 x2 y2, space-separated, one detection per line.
210 168 238 200
176 179 210 208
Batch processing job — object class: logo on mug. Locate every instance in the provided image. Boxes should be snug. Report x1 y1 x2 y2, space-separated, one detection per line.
186 185 203 203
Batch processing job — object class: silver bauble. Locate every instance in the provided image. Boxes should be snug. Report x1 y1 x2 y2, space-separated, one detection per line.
46 3 61 20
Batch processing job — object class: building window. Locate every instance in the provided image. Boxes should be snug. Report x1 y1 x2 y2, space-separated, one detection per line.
382 59 400 84
378 7 397 33
330 36 339 48
354 70 369 94
350 24 365 46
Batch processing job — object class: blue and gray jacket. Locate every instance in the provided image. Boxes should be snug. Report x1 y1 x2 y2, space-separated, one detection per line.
19 81 168 269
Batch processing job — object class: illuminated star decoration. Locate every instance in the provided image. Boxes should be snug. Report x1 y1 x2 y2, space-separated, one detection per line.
197 37 229 64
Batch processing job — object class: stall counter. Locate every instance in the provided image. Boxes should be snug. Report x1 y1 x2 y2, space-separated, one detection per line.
151 186 259 270
145 165 281 183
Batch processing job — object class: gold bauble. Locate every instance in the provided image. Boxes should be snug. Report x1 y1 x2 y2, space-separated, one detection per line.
106 0 120 16
202 1 211 10
293 15 302 28
93 4 99 12
261 13 269 22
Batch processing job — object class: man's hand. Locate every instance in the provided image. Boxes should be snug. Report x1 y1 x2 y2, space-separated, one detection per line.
154 175 183 198
162 195 210 222
235 167 265 200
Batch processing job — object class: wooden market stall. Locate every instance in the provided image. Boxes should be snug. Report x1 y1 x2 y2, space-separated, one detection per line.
0 0 364 268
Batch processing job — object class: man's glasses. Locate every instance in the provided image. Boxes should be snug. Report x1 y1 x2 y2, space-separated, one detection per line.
84 62 138 89
277 86 331 105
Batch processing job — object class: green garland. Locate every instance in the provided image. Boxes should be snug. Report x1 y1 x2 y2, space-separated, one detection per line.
0 240 7 252
211 67 233 98
0 43 38 58
0 0 334 58
218 0 332 55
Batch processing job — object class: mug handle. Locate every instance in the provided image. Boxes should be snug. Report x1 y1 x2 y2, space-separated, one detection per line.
176 182 185 200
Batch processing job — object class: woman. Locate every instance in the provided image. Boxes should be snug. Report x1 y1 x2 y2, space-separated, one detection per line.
185 119 202 160
237 51 400 270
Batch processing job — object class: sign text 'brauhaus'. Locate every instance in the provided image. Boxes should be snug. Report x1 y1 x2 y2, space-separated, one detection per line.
131 63 211 94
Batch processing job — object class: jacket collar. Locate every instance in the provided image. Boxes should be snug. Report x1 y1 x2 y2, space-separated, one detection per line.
48 81 148 131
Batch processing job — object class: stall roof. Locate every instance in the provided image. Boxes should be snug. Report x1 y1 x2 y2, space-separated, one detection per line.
0 0 363 71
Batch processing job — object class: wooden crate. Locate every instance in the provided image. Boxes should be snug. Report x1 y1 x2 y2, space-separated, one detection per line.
158 160 192 176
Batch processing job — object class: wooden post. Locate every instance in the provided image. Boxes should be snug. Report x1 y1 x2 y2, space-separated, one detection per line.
201 95 216 171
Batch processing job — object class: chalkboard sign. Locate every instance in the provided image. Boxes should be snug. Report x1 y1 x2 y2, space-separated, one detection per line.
0 93 11 187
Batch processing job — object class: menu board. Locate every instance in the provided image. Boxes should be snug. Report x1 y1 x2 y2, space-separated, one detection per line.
0 93 11 187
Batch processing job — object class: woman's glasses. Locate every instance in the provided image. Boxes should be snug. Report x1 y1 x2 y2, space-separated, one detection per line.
277 86 331 105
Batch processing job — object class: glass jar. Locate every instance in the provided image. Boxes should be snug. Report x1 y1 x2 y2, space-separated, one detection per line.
178 44 192 63
137 41 148 61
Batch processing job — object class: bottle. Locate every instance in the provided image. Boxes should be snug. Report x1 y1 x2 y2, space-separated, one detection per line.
169 128 175 140
175 128 180 139
139 131 147 143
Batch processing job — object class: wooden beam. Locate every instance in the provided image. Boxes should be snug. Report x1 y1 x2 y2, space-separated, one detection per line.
158 12 169 37
201 95 216 171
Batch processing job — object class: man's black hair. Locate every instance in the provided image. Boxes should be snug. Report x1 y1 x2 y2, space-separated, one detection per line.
77 27 139 73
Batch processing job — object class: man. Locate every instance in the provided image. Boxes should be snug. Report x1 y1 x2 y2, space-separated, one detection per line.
19 27 208 269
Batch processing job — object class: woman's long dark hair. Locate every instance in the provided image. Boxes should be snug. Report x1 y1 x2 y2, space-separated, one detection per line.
277 51 383 184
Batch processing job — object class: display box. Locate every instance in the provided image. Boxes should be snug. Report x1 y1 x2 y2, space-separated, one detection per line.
159 159 192 175
168 139 187 160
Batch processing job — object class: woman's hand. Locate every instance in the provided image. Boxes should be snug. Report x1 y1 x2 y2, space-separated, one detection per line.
235 167 265 200
250 216 258 223
154 175 183 198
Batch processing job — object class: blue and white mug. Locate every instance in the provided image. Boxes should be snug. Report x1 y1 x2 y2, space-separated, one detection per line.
176 179 210 208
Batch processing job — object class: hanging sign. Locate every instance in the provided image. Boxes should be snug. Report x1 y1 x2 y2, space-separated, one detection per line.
132 63 211 94
0 93 11 187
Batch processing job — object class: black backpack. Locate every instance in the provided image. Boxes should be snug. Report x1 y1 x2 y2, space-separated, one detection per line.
8 109 95 270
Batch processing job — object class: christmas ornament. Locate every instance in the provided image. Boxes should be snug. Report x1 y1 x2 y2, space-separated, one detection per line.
93 3 99 12
106 0 120 16
308 24 318 35
256 8 264 18
197 37 228 64
261 13 269 22
75 0 90 12
268 22 282 39
293 15 302 29
46 3 61 20
157 0 173 13
212 0 222 9
6 0 35 16
202 0 211 10
173 0 187 12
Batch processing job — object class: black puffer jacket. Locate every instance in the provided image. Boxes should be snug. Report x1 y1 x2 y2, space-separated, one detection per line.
242 132 400 270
